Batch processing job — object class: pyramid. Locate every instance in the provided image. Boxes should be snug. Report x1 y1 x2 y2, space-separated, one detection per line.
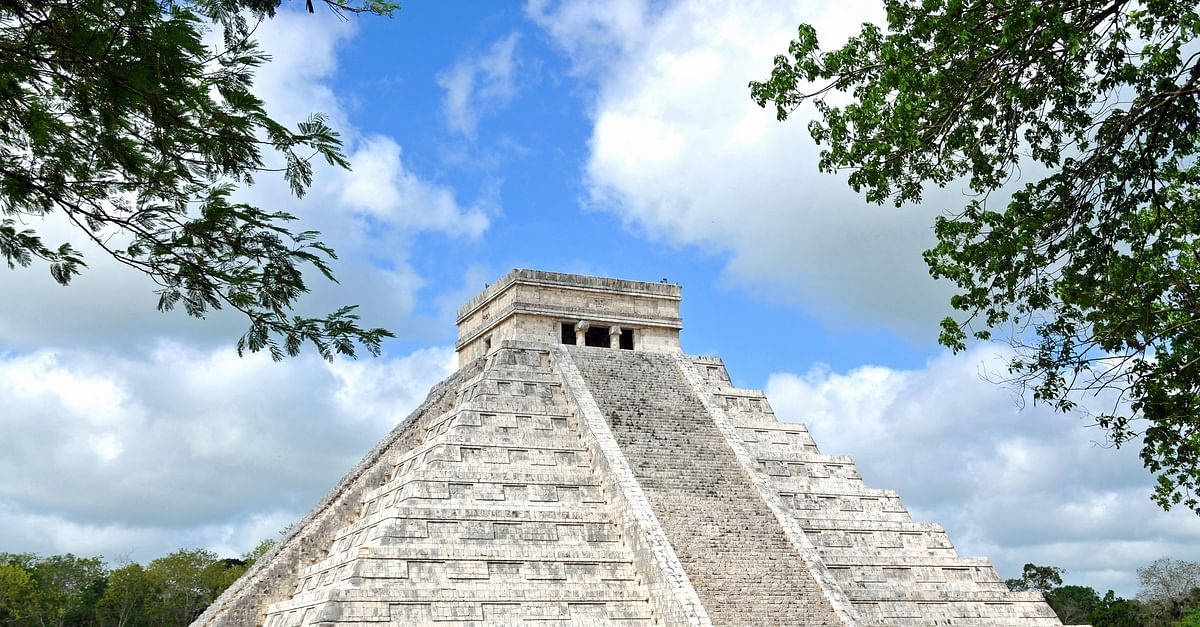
194 269 1061 626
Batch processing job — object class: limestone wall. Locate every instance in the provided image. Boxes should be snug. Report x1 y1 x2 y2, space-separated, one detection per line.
566 346 844 625
192 359 483 627
551 345 710 626
456 269 683 365
215 343 687 625
196 329 1062 626
679 356 1063 626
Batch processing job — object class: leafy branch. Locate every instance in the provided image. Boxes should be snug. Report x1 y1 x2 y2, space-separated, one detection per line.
751 0 1200 513
1 0 400 360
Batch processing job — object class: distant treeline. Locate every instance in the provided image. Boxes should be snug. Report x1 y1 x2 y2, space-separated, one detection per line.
2 547 1197 626
0 541 271 626
1006 559 1200 626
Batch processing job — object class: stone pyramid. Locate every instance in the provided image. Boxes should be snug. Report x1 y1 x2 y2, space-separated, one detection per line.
195 269 1061 626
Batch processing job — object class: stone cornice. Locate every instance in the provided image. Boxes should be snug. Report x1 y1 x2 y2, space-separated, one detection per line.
455 302 683 349
456 268 681 323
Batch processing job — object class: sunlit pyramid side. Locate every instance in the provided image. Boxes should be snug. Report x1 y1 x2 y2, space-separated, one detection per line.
195 269 1061 626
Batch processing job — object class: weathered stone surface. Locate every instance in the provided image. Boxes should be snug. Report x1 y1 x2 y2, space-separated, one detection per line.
456 269 682 365
194 270 1061 626
568 347 843 626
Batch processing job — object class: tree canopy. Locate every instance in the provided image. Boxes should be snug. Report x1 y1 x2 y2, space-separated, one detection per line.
1002 560 1198 626
1 0 397 360
751 0 1200 513
0 543 273 626
1005 563 1064 593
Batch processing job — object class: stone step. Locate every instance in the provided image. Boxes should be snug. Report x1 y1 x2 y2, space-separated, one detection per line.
807 528 953 550
818 547 961 563
458 397 574 416
295 559 642 595
766 476 869 494
281 583 653 606
329 518 624 553
568 346 843 626
266 600 655 626
821 554 993 568
751 451 856 465
355 486 604 513
786 509 916 524
384 442 592 479
333 505 618 537
299 542 639 579
844 587 1048 603
858 618 1062 627
384 439 591 479
854 601 1061 625
801 514 940 528
370 462 601 497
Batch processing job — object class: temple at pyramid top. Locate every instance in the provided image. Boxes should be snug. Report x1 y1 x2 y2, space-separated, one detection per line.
456 269 684 365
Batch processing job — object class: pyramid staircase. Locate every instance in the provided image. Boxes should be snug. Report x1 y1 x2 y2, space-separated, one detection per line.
258 345 658 625
678 355 1061 626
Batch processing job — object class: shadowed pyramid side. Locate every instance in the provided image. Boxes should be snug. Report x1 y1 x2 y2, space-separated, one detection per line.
565 346 846 626
677 355 1062 626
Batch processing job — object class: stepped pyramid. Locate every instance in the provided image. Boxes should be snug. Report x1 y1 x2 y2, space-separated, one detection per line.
195 269 1061 626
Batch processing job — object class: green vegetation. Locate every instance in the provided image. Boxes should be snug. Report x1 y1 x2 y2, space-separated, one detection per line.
1004 559 1200 625
0 541 272 626
751 0 1200 513
1 0 399 361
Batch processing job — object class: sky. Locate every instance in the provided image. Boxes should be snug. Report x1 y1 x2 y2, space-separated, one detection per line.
2 0 1198 598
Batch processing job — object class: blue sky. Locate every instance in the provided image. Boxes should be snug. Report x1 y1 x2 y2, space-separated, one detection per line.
326 1 926 383
2 0 1197 599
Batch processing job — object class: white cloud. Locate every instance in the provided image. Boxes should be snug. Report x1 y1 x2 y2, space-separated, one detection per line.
525 0 652 78
764 345 1200 596
245 11 355 131
531 0 969 336
0 14 487 566
437 33 522 136
339 136 489 237
0 343 455 563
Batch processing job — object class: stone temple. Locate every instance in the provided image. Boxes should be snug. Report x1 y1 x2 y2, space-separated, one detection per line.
195 269 1061 626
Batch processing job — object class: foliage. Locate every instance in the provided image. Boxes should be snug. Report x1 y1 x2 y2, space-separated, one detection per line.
0 542 276 627
143 549 222 625
999 560 1200 625
97 564 158 627
751 0 1200 512
1138 558 1200 625
1146 588 1200 626
1044 585 1139 625
1005 562 1065 593
0 553 108 626
1176 607 1200 627
0 561 36 624
1093 590 1150 627
1141 558 1200 602
1 0 398 360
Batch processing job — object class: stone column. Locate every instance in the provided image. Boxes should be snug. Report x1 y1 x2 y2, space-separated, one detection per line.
609 325 623 348
574 320 589 345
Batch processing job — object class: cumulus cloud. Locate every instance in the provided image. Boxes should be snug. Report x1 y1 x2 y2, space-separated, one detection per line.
437 33 522 137
525 0 653 78
340 136 489 237
530 0 973 336
0 10 482 565
247 10 355 131
765 345 1200 596
0 343 455 562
